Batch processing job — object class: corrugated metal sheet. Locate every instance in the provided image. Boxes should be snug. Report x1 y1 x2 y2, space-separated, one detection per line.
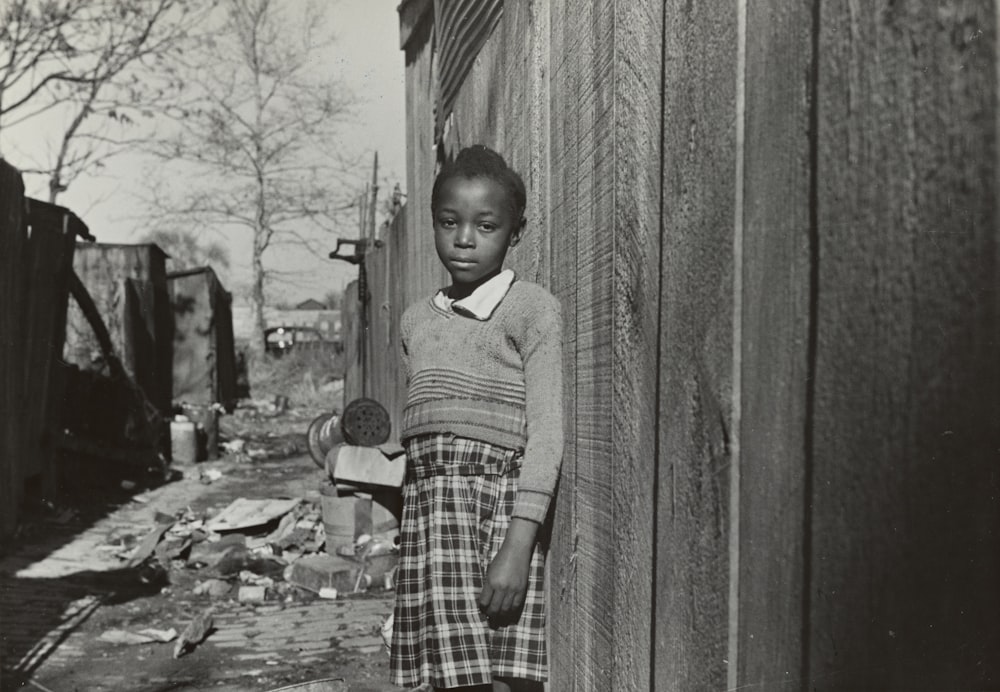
434 0 503 137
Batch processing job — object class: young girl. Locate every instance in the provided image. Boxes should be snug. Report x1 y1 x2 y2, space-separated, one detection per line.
391 145 563 692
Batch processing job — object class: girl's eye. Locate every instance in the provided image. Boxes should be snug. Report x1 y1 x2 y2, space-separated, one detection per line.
439 217 457 228
479 223 496 232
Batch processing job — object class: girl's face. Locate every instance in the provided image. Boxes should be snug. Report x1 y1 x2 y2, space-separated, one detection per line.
433 175 523 293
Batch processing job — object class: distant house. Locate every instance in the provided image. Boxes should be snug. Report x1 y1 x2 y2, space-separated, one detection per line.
231 305 342 346
295 298 326 310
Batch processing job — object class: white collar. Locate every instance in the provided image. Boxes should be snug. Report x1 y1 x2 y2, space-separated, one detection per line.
433 269 516 320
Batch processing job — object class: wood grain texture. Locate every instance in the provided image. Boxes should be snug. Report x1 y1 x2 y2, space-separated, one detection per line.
169 268 236 409
736 1 814 688
403 19 447 311
21 201 78 493
341 279 361 405
810 2 1000 687
655 1 738 689
612 0 662 689
0 162 27 540
65 244 171 416
554 1 616 688
546 0 579 685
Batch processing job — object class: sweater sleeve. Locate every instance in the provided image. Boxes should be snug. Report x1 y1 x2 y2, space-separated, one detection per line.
512 292 564 523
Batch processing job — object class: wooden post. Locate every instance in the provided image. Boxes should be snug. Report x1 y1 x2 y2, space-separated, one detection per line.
0 162 27 541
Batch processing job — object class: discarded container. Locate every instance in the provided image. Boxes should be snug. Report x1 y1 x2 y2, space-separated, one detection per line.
171 415 197 464
307 411 342 469
320 483 353 556
181 402 219 461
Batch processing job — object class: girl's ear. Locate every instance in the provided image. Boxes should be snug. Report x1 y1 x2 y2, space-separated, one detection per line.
509 216 527 247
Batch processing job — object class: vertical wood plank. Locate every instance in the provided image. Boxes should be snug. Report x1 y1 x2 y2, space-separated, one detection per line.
612 0 662 690
809 2 1000 687
0 162 27 540
736 0 814 687
559 1 616 688
655 1 738 688
21 202 78 494
403 17 447 310
341 279 361 405
546 0 579 685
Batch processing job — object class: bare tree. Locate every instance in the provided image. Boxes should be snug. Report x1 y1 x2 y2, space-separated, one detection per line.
0 0 205 202
148 0 358 358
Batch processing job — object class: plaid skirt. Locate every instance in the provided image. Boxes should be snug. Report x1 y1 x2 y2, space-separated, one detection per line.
390 434 547 689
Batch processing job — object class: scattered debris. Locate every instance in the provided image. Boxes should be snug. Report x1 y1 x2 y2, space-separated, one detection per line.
237 585 267 603
125 518 175 567
319 587 339 599
174 608 215 658
137 627 178 643
380 613 394 654
284 554 368 595
330 444 406 488
200 468 224 484
193 579 233 598
221 439 246 454
205 498 300 533
239 570 274 587
99 629 159 646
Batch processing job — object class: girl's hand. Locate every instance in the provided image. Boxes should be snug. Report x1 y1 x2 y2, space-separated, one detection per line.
479 518 539 618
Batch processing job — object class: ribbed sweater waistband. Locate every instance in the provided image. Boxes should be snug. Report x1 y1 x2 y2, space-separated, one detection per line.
400 398 527 451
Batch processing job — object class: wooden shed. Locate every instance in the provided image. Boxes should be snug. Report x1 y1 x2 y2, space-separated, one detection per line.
167 266 238 413
0 162 89 540
363 1 1000 689
63 243 172 457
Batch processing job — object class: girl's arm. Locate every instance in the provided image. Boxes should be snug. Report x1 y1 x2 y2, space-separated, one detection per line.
480 517 539 617
511 291 564 522
481 290 564 617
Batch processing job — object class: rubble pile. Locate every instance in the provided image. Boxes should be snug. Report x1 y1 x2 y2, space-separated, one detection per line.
96 492 398 657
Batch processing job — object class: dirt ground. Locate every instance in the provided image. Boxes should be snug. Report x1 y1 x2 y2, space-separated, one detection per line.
0 403 404 692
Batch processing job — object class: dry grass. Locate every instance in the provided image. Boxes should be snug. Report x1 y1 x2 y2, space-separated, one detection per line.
247 347 345 413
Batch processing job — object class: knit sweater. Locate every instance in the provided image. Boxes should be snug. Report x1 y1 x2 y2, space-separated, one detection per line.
400 280 564 523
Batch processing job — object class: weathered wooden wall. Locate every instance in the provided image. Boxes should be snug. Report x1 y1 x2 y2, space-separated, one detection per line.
0 162 28 541
402 10 448 308
168 267 237 411
392 0 1000 688
0 166 82 541
806 2 1000 687
65 243 172 418
737 0 813 688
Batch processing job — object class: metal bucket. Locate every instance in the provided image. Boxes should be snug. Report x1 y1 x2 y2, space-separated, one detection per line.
307 411 342 468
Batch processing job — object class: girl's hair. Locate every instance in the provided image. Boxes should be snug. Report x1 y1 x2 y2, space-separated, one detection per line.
431 145 527 220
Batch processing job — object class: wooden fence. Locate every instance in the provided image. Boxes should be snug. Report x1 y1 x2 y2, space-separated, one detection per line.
373 1 1000 689
0 163 88 541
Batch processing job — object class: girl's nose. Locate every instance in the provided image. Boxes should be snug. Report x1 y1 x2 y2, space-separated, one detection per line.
455 224 475 247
